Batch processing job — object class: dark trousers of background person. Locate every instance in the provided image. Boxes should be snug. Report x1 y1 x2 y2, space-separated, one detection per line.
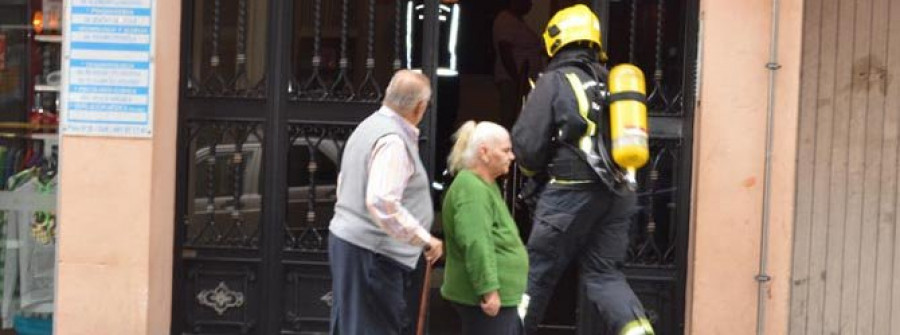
496 80 519 130
523 184 648 335
329 234 425 335
452 303 523 335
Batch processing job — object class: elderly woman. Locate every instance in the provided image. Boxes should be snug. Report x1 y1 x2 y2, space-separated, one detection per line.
440 121 528 335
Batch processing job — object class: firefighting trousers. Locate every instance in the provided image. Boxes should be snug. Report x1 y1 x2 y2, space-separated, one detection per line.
523 184 651 335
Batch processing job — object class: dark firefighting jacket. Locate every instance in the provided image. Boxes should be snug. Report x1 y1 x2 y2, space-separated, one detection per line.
511 47 618 184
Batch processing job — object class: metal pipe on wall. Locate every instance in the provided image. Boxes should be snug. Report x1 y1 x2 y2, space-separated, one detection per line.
756 0 782 333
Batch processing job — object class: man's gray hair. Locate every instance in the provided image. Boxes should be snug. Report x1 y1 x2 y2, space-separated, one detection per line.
383 70 432 113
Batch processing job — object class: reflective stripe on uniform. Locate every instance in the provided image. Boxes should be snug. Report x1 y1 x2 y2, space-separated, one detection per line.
562 73 596 156
619 317 655 335
519 165 538 177
549 178 595 184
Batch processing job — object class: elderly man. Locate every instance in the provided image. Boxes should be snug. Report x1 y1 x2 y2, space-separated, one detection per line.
328 69 444 335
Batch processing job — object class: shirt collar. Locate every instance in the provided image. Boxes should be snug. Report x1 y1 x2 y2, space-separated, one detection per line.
378 106 420 141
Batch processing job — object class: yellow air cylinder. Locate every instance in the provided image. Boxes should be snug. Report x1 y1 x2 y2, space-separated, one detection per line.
608 64 649 188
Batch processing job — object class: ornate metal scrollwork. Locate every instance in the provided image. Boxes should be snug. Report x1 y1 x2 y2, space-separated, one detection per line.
197 281 245 315
186 0 266 98
185 121 264 248
298 0 329 100
284 123 354 251
357 0 383 102
293 0 387 102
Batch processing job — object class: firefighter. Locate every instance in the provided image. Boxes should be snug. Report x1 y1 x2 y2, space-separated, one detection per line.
511 5 655 335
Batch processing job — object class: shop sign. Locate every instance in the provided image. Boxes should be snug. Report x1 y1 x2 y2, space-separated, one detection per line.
62 0 155 138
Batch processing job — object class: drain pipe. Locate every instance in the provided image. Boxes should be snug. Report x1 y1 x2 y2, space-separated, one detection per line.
756 0 781 333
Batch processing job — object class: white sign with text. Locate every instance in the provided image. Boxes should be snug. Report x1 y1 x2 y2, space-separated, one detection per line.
62 0 155 137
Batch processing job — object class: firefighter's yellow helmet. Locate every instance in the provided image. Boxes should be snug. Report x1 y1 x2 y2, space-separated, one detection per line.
543 4 606 60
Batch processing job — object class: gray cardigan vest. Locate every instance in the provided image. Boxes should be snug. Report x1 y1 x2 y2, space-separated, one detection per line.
329 109 433 269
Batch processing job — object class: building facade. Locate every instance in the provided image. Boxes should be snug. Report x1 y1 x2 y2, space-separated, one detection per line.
46 0 900 334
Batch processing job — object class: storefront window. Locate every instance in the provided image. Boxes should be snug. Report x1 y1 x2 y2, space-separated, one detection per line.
0 0 60 333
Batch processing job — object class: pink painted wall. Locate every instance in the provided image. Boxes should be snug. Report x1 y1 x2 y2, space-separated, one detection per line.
54 0 180 333
687 0 803 334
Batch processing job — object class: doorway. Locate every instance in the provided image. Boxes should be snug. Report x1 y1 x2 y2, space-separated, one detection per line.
171 0 696 333
424 0 696 333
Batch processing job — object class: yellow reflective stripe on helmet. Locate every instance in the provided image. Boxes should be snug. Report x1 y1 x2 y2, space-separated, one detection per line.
563 73 596 155
619 317 655 335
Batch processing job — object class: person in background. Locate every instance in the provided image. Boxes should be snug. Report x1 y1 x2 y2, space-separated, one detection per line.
440 121 528 335
328 69 444 335
493 0 545 128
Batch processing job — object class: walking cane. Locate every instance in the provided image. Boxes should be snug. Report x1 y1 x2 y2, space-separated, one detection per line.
416 261 433 335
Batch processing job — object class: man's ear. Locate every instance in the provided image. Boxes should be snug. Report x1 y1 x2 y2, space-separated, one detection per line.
418 99 429 114
415 100 428 121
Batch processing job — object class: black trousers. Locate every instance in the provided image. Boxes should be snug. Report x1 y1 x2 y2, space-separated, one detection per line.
452 303 522 335
496 80 520 129
329 235 424 335
523 184 649 335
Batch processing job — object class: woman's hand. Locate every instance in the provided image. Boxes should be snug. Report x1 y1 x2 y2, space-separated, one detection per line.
480 291 501 317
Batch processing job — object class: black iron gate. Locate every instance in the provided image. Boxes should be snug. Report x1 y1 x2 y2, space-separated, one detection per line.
171 0 697 334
